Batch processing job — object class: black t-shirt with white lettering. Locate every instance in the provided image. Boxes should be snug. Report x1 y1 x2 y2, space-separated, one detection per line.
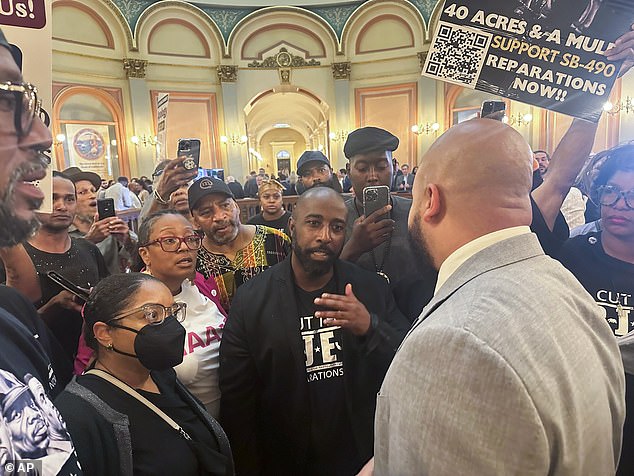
557 231 634 476
558 232 634 336
296 277 360 476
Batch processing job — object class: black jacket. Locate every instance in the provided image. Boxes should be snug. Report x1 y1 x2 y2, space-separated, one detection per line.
219 256 410 475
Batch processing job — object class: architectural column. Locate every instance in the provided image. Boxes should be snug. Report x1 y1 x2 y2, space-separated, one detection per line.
416 52 441 163
124 58 153 177
331 62 351 171
218 65 248 181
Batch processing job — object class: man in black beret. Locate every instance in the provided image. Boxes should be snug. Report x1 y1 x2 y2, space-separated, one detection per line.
296 150 342 193
340 127 436 317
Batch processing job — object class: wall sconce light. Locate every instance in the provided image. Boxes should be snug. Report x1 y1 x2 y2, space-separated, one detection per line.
221 133 248 146
328 130 348 142
603 97 634 115
131 134 158 147
502 113 533 127
54 133 66 146
411 122 440 135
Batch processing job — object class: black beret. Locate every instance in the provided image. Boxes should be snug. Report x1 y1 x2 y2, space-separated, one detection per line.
343 126 399 159
297 150 330 176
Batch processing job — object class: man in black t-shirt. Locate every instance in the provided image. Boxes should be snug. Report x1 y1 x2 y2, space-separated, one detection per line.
220 187 409 475
557 144 634 475
18 173 108 360
0 28 82 475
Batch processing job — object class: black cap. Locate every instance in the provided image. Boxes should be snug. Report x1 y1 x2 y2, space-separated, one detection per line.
343 126 399 159
0 29 22 71
297 150 330 176
188 177 234 211
62 167 102 190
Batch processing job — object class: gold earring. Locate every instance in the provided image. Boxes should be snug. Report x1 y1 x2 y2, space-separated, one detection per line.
106 343 113 350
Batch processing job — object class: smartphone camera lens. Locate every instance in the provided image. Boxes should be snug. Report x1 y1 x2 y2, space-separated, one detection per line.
366 189 378 201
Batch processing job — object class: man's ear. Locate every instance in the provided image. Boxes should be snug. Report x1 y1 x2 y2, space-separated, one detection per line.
423 183 442 223
288 216 296 235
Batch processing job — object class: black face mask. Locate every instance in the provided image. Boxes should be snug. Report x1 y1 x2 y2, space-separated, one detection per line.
109 315 186 370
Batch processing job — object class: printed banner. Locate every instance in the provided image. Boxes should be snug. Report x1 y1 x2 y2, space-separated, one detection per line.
65 124 110 179
156 93 169 162
422 0 634 122
0 0 46 29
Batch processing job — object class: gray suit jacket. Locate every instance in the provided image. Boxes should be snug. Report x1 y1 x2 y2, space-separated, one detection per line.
374 233 624 475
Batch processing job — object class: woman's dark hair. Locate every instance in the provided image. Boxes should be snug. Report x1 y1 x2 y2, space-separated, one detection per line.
83 273 158 351
592 143 634 200
132 209 189 272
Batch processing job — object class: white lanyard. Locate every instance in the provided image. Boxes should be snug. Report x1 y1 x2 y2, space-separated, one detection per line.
85 368 192 441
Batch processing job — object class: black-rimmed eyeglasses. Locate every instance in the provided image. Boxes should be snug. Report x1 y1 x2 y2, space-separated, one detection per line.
597 185 634 210
140 235 202 252
0 81 39 138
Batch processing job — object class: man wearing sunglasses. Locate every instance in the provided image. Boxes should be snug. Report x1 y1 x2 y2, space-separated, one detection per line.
0 29 84 475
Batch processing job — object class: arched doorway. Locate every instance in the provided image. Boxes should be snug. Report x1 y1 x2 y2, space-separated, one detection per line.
52 86 130 178
245 88 330 176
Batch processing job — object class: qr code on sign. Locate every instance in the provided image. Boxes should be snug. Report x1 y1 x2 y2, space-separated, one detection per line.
423 21 492 88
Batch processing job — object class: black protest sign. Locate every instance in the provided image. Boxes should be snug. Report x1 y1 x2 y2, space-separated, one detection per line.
422 0 634 122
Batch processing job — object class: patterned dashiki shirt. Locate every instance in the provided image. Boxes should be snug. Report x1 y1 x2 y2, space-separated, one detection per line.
196 225 291 310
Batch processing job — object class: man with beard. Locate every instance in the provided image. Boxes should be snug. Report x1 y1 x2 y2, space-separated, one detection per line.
190 177 290 310
220 187 409 475
17 172 108 361
370 119 624 475
0 28 82 475
296 150 342 192
63 166 136 274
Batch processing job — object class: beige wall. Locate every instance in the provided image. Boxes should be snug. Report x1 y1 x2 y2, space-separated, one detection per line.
259 129 307 174
51 0 634 179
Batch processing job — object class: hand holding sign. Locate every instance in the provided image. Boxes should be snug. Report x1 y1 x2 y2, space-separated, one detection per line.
606 23 634 77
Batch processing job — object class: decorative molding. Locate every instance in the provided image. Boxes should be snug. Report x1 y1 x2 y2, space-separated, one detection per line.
247 47 320 68
279 68 291 84
147 18 211 58
355 14 415 55
123 58 148 78
307 4 360 37
217 65 238 82
417 51 428 71
107 1 439 50
332 61 351 80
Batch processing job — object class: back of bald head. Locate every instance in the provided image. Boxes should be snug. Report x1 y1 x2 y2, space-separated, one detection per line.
292 186 346 220
420 119 533 216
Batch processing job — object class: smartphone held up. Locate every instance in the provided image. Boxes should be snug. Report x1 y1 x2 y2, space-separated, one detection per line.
177 138 201 171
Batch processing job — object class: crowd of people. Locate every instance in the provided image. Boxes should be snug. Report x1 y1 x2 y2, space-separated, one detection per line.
2 24 634 476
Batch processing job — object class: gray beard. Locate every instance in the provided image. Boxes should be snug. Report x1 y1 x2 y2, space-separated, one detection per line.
0 154 48 247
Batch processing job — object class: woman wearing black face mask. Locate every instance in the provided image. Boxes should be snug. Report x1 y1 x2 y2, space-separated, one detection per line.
54 273 233 476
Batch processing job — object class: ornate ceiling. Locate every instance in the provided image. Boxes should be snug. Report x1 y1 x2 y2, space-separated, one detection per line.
111 0 437 41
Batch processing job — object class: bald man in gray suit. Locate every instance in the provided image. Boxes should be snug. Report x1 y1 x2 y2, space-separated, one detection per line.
369 119 624 475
